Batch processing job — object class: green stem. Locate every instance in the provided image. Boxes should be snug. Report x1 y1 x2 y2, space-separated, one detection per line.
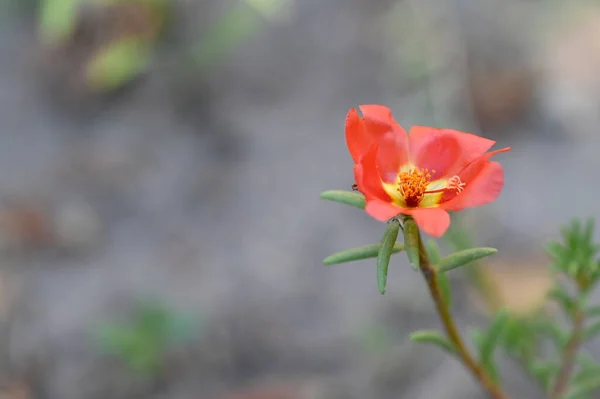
414 226 511 399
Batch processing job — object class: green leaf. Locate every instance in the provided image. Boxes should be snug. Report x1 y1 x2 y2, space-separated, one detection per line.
377 220 400 295
193 4 262 70
532 319 570 348
584 320 600 341
574 365 600 385
403 218 420 270
86 38 151 91
320 190 366 210
437 247 497 273
484 358 501 383
577 353 599 369
323 243 405 265
469 328 485 352
39 0 81 43
480 310 509 364
564 373 600 399
529 361 559 390
426 240 441 263
548 286 576 313
410 330 456 355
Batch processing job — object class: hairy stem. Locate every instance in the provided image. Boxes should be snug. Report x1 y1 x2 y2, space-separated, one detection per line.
415 229 510 399
550 308 585 398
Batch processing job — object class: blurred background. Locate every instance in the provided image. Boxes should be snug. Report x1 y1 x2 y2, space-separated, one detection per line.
0 0 599 398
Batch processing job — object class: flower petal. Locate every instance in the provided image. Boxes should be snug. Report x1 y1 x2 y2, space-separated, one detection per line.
365 200 451 237
354 144 391 202
440 159 505 211
409 207 451 237
377 131 410 183
409 126 496 179
345 105 407 163
365 199 403 221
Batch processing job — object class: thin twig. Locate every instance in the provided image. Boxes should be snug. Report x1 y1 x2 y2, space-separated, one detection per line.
550 309 585 398
414 227 511 399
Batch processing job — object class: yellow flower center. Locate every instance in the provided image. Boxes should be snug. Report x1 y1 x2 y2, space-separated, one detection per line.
389 167 466 208
397 168 433 207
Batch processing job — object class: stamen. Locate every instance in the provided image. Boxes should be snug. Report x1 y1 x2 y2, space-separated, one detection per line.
396 169 466 207
396 168 432 207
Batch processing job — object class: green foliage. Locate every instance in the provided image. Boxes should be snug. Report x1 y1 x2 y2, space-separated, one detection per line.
87 39 151 91
321 183 600 398
323 243 404 266
94 299 198 377
320 190 366 210
403 217 420 271
477 310 510 382
564 373 600 399
437 247 498 274
529 360 559 391
193 3 262 71
377 220 400 295
39 0 82 43
410 330 456 355
547 218 600 291
548 285 577 314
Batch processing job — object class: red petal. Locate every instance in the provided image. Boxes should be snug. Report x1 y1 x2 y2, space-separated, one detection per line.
409 208 451 237
440 159 505 211
345 105 407 163
377 131 409 183
365 199 404 221
409 126 496 179
354 145 391 202
364 199 450 237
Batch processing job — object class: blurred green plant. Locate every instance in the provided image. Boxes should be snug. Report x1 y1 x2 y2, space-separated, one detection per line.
38 0 170 92
94 299 198 377
323 188 600 399
192 0 289 72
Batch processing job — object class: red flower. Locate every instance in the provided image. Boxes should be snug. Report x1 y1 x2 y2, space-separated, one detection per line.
346 104 511 237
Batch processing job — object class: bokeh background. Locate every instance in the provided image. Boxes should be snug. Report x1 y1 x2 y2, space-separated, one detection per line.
0 0 600 398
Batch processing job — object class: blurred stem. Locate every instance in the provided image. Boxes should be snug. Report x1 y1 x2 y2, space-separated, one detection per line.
550 303 585 398
412 221 510 399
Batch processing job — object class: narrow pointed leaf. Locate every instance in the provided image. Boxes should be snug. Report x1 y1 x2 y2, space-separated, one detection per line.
410 330 456 355
564 374 600 399
426 240 442 263
377 220 400 295
483 358 501 383
320 190 365 209
437 247 497 273
403 218 420 270
323 243 404 265
469 328 484 352
548 286 576 313
87 39 151 91
529 361 559 390
532 319 570 348
480 309 509 363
